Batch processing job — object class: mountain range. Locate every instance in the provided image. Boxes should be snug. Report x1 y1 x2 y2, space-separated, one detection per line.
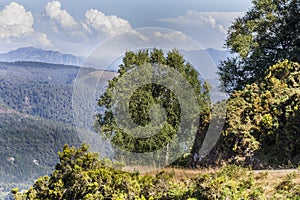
0 47 231 75
0 47 84 66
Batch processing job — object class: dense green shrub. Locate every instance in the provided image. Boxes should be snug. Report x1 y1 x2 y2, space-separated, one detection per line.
191 165 264 199
11 144 192 200
212 61 300 168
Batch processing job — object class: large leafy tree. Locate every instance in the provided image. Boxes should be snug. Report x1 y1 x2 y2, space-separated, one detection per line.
218 0 300 93
217 60 300 168
95 49 210 165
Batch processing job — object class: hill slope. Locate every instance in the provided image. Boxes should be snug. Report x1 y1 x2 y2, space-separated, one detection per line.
0 61 116 197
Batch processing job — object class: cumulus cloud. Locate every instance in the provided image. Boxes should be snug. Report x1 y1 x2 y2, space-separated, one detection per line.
44 1 132 38
84 9 132 36
0 2 34 38
45 1 77 29
0 2 52 52
160 10 245 34
42 2 144 55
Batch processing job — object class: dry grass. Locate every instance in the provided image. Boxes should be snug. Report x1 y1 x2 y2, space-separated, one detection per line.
144 167 216 180
254 169 300 198
123 164 300 196
127 165 300 197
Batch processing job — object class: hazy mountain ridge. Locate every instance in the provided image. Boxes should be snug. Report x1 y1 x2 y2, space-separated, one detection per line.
0 47 231 74
0 47 84 66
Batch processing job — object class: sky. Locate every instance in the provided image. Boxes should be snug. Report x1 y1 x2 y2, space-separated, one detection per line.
0 0 253 56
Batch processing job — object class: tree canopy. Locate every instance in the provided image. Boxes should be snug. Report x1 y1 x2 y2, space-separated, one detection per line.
218 0 300 93
95 49 210 166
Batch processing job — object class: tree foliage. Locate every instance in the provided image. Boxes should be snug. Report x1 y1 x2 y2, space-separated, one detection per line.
95 49 210 165
218 0 300 93
218 60 300 167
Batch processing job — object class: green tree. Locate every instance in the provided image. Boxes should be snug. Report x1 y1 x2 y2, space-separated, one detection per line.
12 144 146 200
95 49 211 166
218 0 300 93
218 60 300 168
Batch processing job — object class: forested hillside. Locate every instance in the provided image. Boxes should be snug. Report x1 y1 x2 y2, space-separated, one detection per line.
0 61 115 197
0 109 80 194
0 61 78 124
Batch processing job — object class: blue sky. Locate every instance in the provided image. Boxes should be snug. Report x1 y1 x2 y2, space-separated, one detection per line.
0 0 252 56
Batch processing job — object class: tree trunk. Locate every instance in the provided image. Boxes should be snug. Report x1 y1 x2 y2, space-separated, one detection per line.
190 116 208 168
165 143 169 166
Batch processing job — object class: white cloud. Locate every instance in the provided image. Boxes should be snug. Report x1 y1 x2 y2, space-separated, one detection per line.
42 3 147 55
0 2 52 52
84 9 132 36
44 1 132 39
43 1 136 51
153 31 188 42
160 10 245 34
45 1 77 29
30 33 52 47
0 32 53 53
0 2 34 38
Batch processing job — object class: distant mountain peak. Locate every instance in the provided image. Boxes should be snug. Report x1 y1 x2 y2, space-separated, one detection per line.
12 46 68 55
0 46 84 66
14 46 36 50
